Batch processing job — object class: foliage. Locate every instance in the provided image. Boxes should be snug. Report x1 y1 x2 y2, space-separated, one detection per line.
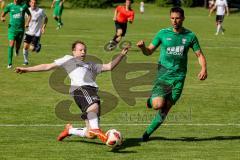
67 0 113 8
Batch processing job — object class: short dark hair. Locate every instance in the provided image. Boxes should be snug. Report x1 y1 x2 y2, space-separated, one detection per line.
170 7 185 17
72 40 86 51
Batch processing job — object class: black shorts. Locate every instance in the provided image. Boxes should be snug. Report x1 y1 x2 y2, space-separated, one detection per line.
24 34 40 47
72 86 100 120
115 21 127 37
216 15 224 22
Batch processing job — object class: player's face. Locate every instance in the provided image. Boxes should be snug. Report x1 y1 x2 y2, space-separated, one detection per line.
30 0 37 9
73 43 87 60
170 12 184 30
14 0 21 4
126 0 131 7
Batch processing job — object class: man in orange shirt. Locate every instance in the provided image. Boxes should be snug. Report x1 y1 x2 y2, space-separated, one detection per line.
107 0 134 51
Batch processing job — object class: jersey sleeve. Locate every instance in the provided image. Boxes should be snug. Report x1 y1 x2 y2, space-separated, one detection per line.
191 34 201 52
54 55 73 66
151 30 163 47
129 11 135 22
3 4 10 14
91 63 103 74
116 6 121 12
24 4 31 16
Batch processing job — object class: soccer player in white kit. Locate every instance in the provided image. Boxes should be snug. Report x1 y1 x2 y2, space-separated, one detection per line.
23 0 48 65
16 40 129 144
140 1 144 14
209 0 229 35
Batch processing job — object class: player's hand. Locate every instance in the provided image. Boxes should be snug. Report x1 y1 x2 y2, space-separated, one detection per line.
120 46 129 56
1 16 5 22
136 40 145 49
15 67 28 74
41 27 45 34
198 69 207 80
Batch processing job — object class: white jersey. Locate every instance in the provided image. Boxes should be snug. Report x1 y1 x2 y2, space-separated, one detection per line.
26 7 46 37
215 0 228 15
54 55 103 93
140 2 144 13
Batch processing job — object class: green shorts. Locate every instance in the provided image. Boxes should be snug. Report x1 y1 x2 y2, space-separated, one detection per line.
53 6 63 17
151 75 185 104
8 30 24 42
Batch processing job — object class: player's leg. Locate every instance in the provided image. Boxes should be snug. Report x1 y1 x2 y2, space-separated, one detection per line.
23 42 30 65
22 34 32 65
7 40 15 68
31 36 41 53
7 30 16 68
142 97 172 141
87 103 107 143
15 31 24 56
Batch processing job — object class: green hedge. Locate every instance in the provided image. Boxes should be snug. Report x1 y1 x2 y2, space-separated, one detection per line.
67 0 113 8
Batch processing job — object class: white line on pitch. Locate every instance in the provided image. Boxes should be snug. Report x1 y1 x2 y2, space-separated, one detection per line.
0 123 239 127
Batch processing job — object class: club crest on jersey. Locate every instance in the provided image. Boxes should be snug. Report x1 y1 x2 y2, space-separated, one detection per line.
182 38 187 44
166 38 172 41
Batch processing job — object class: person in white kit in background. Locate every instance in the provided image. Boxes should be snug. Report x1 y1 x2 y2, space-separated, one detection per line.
209 0 229 35
23 0 48 65
140 1 144 14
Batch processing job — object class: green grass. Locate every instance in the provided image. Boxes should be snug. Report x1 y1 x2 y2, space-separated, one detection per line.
0 3 240 160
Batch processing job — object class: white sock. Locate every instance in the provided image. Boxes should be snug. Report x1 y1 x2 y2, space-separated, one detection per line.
23 49 28 63
87 112 99 129
217 24 221 34
69 127 87 137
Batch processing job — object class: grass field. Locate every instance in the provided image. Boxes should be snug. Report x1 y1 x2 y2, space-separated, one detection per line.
0 3 240 160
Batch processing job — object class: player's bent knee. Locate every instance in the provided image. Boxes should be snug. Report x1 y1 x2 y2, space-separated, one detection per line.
152 98 165 110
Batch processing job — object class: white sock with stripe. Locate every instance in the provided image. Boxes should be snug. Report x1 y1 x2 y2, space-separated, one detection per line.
69 127 87 137
87 112 99 129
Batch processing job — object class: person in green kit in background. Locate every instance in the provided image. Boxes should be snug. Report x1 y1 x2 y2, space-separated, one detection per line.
1 0 31 69
51 0 64 30
137 7 208 141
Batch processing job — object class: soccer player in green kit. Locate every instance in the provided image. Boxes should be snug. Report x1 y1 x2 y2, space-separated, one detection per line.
137 7 208 141
51 0 64 30
1 0 31 69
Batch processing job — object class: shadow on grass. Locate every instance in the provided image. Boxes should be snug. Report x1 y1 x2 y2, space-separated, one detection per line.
65 139 104 146
148 136 240 142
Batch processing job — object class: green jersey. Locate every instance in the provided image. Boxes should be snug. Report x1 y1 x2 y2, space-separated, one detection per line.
54 0 63 8
152 27 201 78
4 3 30 31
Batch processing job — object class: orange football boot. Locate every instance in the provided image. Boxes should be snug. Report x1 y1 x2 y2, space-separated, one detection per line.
57 124 73 141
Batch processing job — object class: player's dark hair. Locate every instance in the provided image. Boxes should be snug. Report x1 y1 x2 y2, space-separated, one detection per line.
72 40 86 51
170 7 185 18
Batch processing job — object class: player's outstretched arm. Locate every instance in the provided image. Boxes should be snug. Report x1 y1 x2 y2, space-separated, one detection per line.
101 47 129 72
15 63 58 74
137 40 155 56
195 50 207 80
51 0 55 8
1 12 6 22
209 5 216 16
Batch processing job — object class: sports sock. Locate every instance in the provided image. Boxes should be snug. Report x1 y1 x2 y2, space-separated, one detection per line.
69 127 87 137
217 24 221 34
146 110 166 136
8 46 14 65
112 35 119 44
87 112 99 129
23 49 28 63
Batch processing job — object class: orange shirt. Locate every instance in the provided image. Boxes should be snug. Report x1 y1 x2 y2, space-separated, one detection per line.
116 6 134 23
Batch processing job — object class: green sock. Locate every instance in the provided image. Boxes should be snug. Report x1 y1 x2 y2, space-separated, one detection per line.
146 110 166 135
8 46 14 65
